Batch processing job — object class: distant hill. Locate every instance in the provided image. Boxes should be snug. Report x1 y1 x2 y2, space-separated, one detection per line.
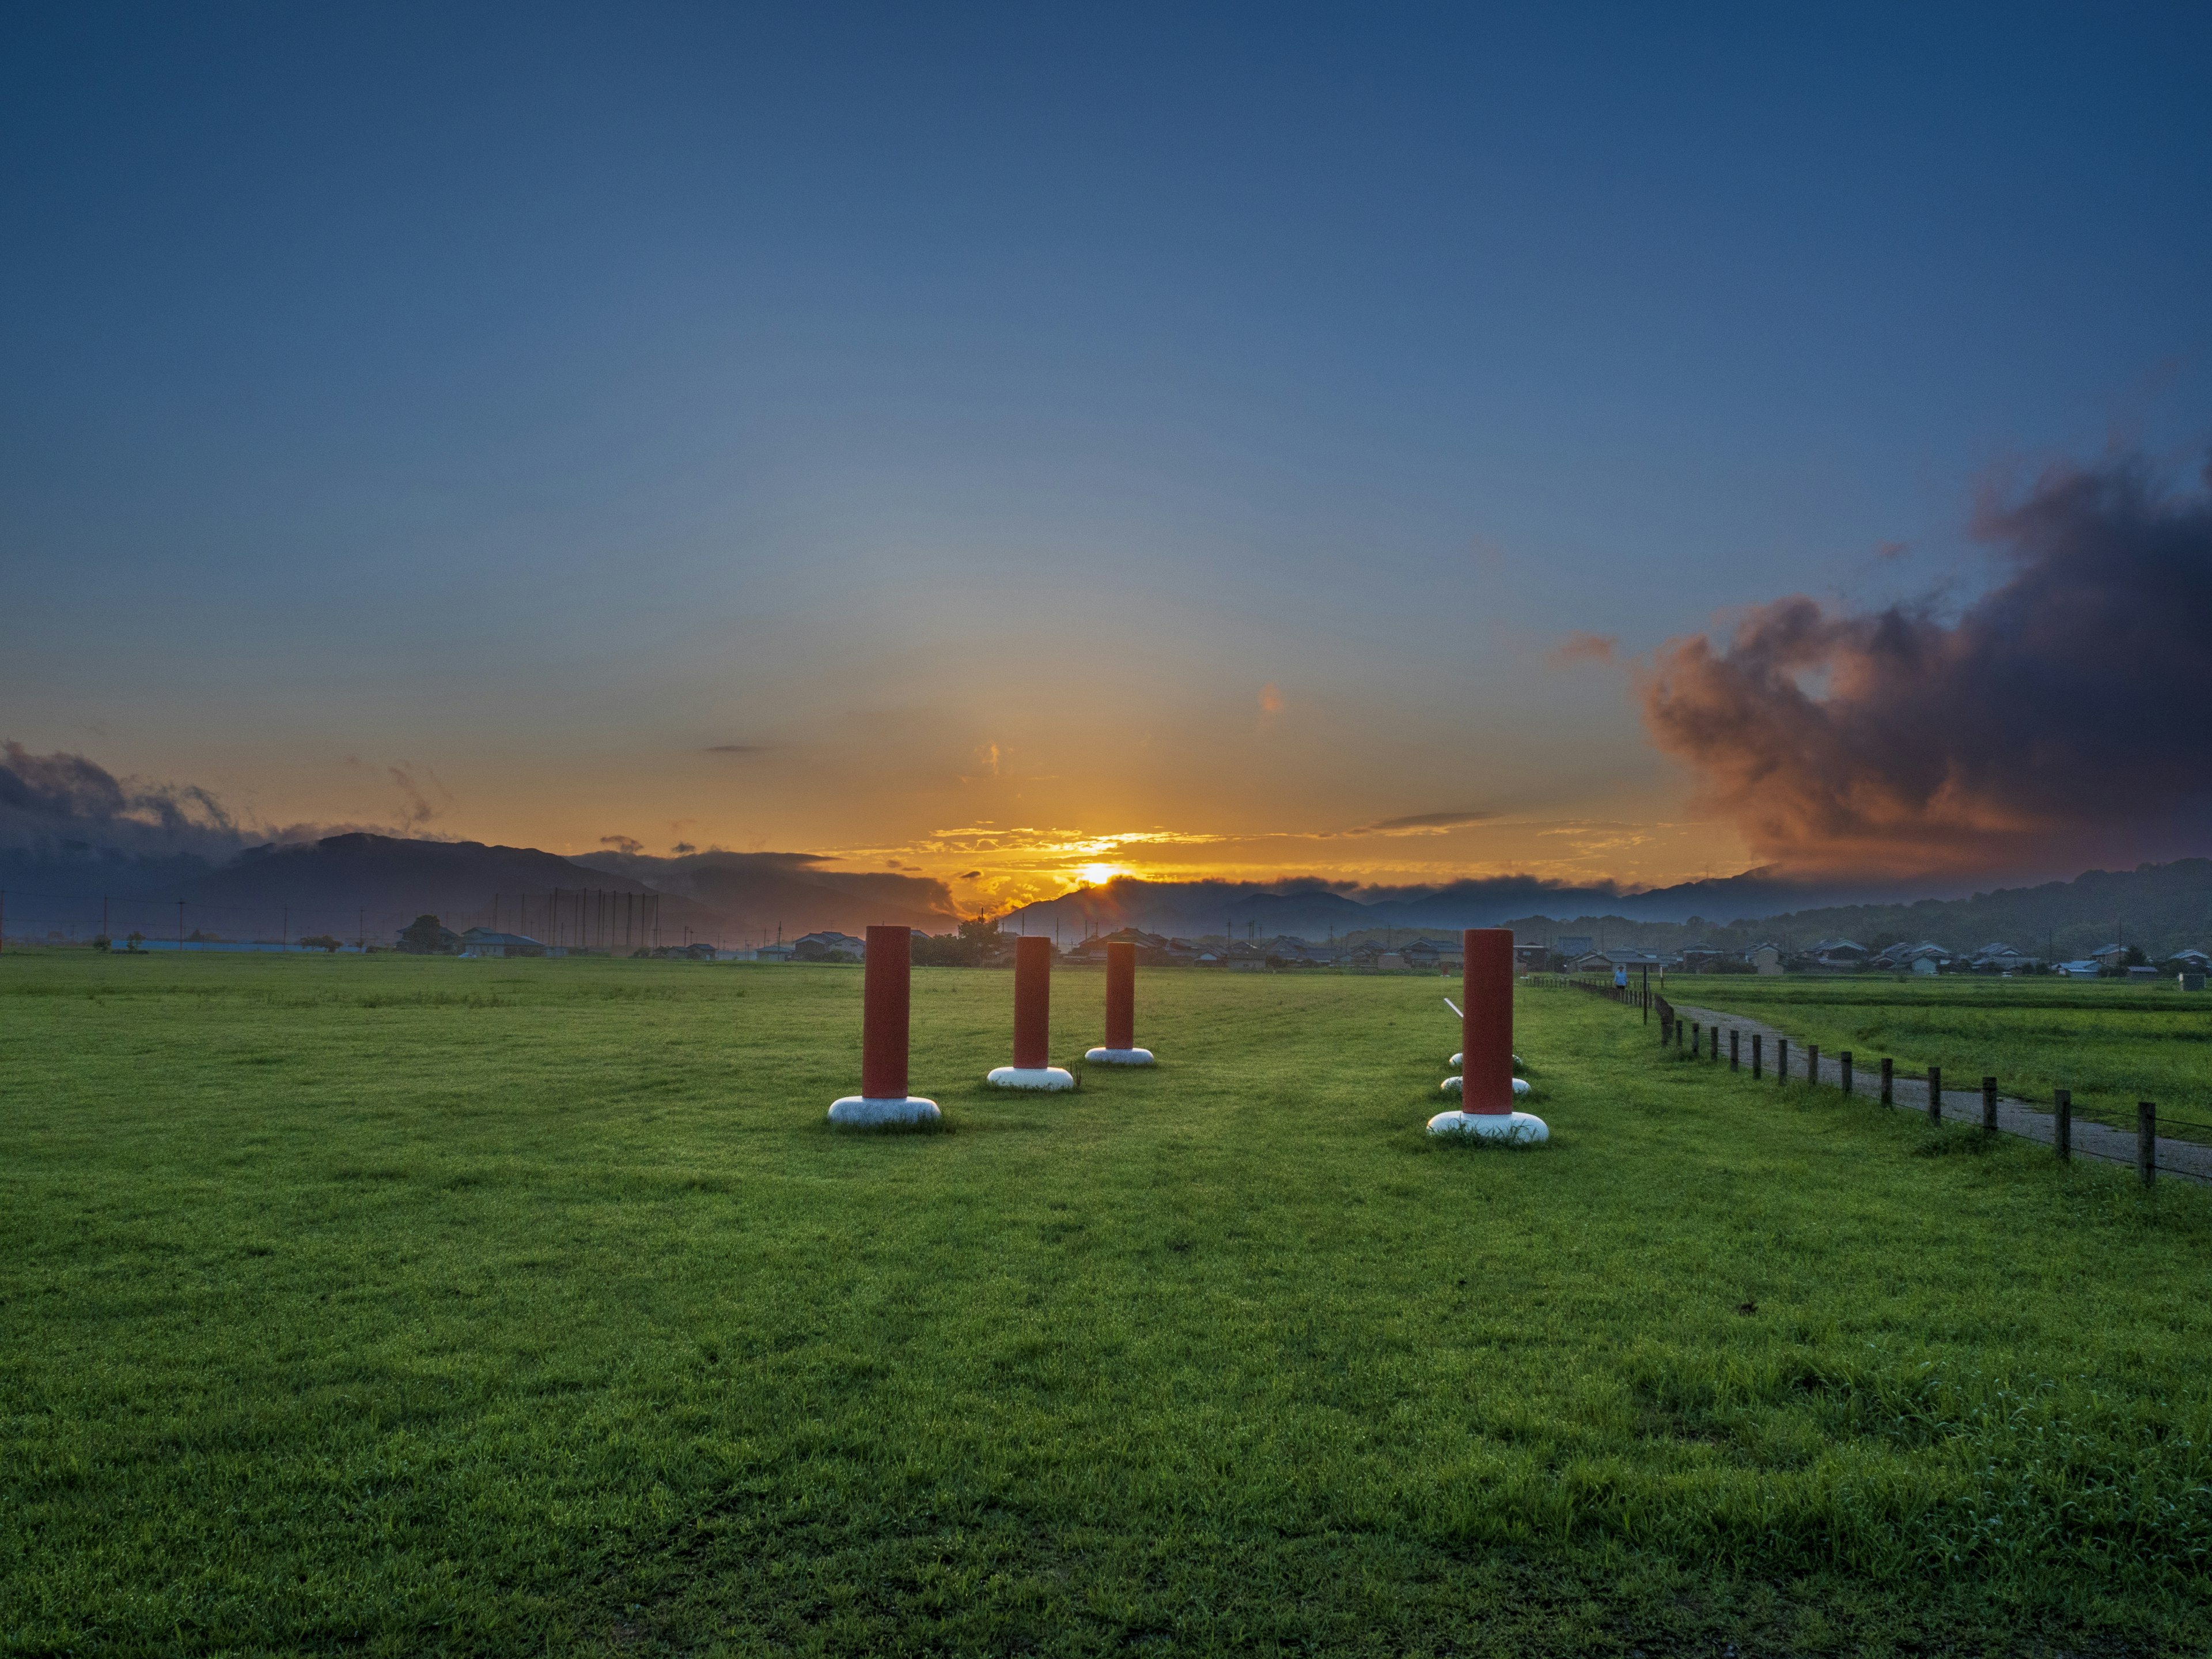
109 832 959 948
567 849 957 941
999 869 1946 942
1480 859 2212 963
1693 859 2212 962
12 819 2207 960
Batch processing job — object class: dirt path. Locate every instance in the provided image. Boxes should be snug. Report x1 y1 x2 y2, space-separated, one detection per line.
1666 999 2212 1185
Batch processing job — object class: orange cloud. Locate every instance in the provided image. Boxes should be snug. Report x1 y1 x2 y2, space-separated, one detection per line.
1547 631 1619 668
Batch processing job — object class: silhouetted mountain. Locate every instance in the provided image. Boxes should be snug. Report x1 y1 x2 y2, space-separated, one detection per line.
569 849 956 939
1661 859 2212 963
75 832 960 947
1004 869 1947 941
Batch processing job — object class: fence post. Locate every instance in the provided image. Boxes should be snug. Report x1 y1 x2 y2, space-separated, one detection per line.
1690 1021 1700 1057
1729 1029 1740 1071
1927 1064 1942 1124
1982 1075 1998 1134
1752 1034 1762 1080
1675 1018 1684 1052
1840 1051 1853 1097
1880 1057 1893 1106
2054 1089 2071 1161
2139 1102 2156 1188
1808 1044 1820 1088
1777 1036 1787 1082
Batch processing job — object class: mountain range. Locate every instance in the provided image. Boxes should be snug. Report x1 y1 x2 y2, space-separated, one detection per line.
4 829 2210 961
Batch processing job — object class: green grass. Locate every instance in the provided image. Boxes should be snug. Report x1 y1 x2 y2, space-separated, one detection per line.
5 950 2212 1656
1661 973 2212 1137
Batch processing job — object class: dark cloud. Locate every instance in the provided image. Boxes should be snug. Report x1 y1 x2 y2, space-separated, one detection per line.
1642 456 2212 881
0 743 393 902
706 744 770 756
600 834 644 855
0 741 248 862
1357 810 1496 834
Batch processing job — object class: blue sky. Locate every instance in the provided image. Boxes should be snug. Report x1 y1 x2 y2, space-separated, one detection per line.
6 2 2208 904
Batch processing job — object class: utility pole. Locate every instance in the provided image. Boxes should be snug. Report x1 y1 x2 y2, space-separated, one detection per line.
358 908 365 951
282 904 289 950
177 900 185 951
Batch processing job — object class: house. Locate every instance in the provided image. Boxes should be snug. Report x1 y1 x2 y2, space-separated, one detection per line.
1679 944 1730 972
2089 943 2131 970
456 928 546 959
2167 949 2210 971
1969 942 2038 972
1879 941 1952 974
1748 943 1783 976
792 930 866 962
1809 937 1869 968
1399 937 1464 972
2055 959 2102 978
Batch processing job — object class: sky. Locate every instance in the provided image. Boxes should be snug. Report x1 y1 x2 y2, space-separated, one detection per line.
6 2 2210 914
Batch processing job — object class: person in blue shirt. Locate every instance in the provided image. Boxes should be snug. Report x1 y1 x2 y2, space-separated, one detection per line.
1613 964 1628 991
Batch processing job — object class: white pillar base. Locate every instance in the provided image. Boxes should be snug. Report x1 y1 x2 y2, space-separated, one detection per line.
1428 1108 1549 1143
1441 1075 1530 1097
987 1066 1076 1090
1084 1047 1154 1065
827 1095 941 1126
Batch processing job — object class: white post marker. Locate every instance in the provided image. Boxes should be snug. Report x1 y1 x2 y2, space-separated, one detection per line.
828 925 941 1124
1084 940 1155 1064
988 935 1075 1089
1431 929 1547 1142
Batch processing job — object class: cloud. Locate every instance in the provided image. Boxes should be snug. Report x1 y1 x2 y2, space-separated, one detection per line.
706 743 770 756
387 764 449 827
0 742 248 859
1641 454 2212 881
1874 540 1910 561
600 834 645 855
1547 631 1619 668
1353 810 1497 835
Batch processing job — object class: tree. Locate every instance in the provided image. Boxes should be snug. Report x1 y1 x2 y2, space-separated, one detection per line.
399 915 452 954
911 916 1012 967
299 934 343 953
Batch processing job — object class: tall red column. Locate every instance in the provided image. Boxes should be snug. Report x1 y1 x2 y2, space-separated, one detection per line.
1461 928 1514 1115
1104 940 1135 1050
1012 935 1051 1069
860 925 911 1099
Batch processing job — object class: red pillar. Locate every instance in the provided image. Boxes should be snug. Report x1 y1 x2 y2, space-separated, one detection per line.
860 925 911 1099
1461 928 1514 1115
1104 941 1135 1050
1013 935 1051 1068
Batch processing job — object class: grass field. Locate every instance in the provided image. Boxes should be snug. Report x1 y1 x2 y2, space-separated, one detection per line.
6 950 2212 1656
1660 974 2212 1138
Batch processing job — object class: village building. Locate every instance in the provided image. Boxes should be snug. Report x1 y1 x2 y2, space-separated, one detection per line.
456 928 546 959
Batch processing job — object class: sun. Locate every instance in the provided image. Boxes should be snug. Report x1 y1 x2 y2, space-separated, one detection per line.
1079 862 1125 886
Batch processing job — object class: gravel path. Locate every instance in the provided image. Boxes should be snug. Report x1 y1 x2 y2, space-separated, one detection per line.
1665 999 2212 1185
